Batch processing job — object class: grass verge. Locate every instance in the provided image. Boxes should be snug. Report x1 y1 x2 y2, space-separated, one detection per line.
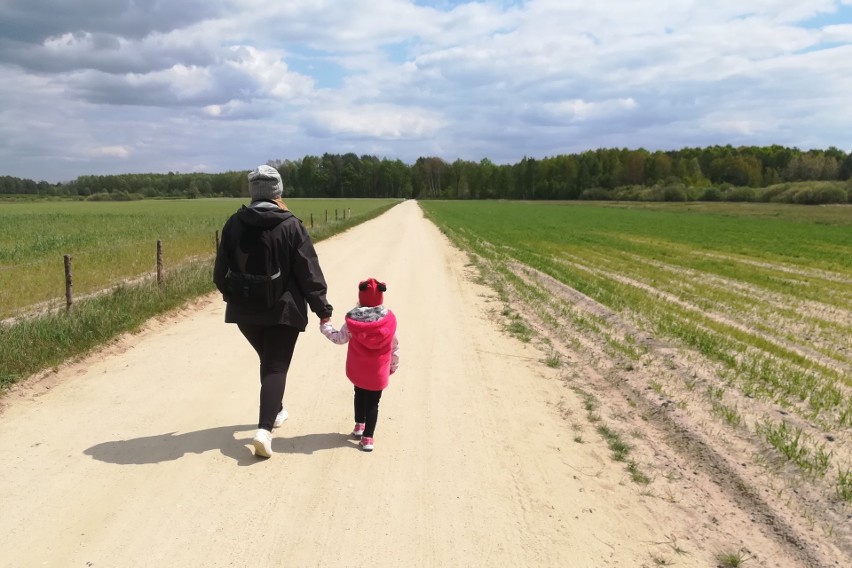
1 261 213 389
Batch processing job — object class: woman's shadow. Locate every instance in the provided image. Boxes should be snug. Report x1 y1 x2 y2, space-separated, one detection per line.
84 426 353 466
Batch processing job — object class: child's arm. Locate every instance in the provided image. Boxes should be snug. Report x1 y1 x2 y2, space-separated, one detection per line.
320 320 350 344
390 335 400 374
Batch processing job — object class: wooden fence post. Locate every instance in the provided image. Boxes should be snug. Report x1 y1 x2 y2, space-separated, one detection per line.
157 240 163 286
325 210 328 223
64 254 72 312
215 230 220 250
335 208 338 221
310 213 314 228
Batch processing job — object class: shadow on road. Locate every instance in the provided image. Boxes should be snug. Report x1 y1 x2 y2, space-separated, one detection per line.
274 432 354 455
84 426 355 466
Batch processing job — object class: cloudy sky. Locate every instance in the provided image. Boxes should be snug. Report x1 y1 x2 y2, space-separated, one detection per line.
1 0 851 183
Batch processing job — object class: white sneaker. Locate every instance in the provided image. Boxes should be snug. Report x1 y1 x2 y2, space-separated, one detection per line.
273 409 289 429
252 429 273 458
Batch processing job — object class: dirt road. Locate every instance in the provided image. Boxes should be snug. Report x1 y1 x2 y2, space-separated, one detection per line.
0 201 842 567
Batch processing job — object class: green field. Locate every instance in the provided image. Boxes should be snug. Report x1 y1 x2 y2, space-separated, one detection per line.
0 198 398 319
421 200 852 497
420 200 852 413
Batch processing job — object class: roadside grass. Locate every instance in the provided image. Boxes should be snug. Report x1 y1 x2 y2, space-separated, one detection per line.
715 549 752 567
710 400 743 429
627 460 652 485
544 352 561 368
605 333 646 361
755 420 833 479
569 385 651 484
505 312 534 342
596 423 632 461
0 198 400 320
0 260 213 390
837 467 852 502
0 200 399 391
649 552 673 566
487 254 651 485
421 199 851 503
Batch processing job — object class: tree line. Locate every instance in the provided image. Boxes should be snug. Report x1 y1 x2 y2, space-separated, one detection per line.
3 145 851 204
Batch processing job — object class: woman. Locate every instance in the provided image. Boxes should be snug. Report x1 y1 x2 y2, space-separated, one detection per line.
214 164 333 458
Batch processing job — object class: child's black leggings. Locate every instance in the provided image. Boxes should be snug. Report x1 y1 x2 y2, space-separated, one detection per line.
354 386 383 438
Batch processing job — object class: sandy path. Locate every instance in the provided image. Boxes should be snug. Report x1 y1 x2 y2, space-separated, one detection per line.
0 200 815 567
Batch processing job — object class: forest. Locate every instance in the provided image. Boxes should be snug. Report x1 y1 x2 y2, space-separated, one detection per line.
2 144 851 204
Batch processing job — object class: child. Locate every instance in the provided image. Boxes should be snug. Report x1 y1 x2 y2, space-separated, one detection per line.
320 278 399 452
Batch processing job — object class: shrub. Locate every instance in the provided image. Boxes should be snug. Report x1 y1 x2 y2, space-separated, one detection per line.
757 183 790 202
700 187 723 201
661 184 688 202
726 187 757 202
85 192 112 201
790 186 847 205
766 182 849 204
612 185 646 200
579 187 613 200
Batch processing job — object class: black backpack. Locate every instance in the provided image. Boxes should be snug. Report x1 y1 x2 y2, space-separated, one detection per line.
222 220 287 309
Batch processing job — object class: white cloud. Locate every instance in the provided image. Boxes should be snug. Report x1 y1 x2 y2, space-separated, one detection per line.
224 45 315 99
305 104 446 139
822 23 852 40
544 98 639 122
96 146 131 158
0 0 850 182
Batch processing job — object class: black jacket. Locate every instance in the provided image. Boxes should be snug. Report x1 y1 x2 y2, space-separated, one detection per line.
213 201 333 330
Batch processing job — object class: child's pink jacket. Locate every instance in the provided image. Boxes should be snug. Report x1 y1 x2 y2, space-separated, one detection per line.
320 305 399 391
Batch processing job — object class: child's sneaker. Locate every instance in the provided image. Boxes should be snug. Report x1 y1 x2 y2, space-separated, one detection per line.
252 429 273 458
351 423 366 438
273 409 289 429
359 436 374 452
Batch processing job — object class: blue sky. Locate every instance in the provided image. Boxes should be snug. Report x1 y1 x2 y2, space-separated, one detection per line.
0 0 851 183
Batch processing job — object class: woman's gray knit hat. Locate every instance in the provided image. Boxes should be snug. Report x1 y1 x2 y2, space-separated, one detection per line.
248 165 283 201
